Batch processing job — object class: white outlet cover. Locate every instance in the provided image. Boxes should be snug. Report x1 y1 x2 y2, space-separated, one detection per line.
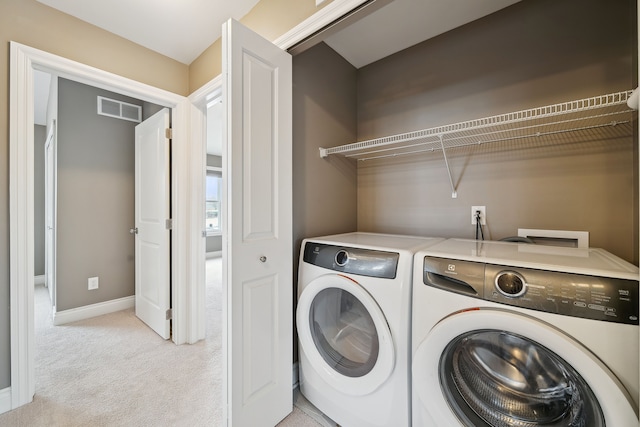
88 276 99 290
471 206 486 225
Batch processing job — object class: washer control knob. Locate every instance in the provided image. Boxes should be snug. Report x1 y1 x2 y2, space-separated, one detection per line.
495 271 527 298
335 250 349 266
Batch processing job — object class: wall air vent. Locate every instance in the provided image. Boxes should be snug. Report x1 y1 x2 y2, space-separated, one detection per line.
97 96 142 123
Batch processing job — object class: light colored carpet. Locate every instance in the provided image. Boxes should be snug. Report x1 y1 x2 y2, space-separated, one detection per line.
0 258 323 427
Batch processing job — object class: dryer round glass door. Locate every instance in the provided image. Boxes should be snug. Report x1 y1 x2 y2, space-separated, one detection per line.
297 274 394 396
413 309 638 426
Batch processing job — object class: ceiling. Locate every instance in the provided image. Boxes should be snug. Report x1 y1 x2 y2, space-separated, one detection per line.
33 0 521 153
36 0 261 65
36 0 521 68
324 0 520 69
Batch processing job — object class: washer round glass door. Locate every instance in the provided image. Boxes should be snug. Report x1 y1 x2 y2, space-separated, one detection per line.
441 330 603 426
413 309 638 426
297 274 395 396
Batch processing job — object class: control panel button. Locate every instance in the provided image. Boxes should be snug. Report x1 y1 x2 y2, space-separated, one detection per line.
335 250 349 266
495 271 527 297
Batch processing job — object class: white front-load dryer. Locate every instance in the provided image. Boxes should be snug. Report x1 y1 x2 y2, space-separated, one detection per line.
297 232 443 427
411 239 639 427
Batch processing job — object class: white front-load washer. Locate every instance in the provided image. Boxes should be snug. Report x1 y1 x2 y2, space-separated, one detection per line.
412 238 639 427
297 232 443 427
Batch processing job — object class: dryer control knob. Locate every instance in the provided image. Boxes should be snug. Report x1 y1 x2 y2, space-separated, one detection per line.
335 250 349 266
495 271 527 298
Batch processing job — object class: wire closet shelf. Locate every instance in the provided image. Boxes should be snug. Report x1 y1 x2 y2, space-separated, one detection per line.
319 90 637 162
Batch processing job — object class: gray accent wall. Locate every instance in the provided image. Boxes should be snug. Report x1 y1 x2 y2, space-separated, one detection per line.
55 78 157 311
206 236 222 254
34 125 46 277
354 0 638 263
292 42 358 267
292 41 358 363
142 101 164 122
207 154 222 168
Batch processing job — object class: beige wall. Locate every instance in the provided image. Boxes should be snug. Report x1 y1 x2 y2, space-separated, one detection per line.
189 0 336 92
0 0 189 389
355 0 638 263
1 1 189 95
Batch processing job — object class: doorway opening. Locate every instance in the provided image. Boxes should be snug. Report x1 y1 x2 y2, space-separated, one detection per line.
9 41 193 409
34 73 167 327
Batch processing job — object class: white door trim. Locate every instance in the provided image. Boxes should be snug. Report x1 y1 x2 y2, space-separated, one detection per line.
273 0 371 49
188 75 222 344
44 120 56 309
9 41 191 410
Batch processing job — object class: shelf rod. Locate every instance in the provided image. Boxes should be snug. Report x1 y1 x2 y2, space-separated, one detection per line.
439 135 457 198
353 119 632 162
320 90 633 158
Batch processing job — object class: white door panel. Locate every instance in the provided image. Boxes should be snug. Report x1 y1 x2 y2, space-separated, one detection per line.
223 19 293 427
135 108 171 340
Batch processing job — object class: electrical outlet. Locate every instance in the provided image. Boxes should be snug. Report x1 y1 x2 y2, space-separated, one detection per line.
471 206 486 225
88 276 99 290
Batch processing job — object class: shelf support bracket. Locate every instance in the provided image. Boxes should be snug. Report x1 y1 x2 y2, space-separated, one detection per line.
439 135 457 198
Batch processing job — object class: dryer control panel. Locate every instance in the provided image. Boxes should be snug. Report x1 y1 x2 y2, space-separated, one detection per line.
303 242 399 279
423 256 639 325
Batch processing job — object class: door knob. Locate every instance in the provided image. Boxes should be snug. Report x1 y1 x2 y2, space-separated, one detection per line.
129 227 138 235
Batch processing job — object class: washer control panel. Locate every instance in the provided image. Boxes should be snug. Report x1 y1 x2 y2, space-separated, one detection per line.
303 242 399 279
423 256 639 325
485 264 639 325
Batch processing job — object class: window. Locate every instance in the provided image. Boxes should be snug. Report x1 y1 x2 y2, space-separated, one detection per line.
206 168 222 235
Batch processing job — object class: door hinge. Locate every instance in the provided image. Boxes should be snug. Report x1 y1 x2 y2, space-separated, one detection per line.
166 219 173 230
166 309 172 320
165 128 173 139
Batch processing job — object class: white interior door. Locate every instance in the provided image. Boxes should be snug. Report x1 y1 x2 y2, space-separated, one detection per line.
134 108 171 340
222 19 293 427
44 121 56 307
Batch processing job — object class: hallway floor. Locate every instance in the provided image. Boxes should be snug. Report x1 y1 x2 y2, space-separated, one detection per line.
0 258 323 426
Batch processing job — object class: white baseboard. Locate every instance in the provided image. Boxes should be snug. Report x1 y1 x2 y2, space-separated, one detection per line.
34 275 45 286
53 296 135 326
0 387 11 414
292 362 299 390
206 250 222 259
